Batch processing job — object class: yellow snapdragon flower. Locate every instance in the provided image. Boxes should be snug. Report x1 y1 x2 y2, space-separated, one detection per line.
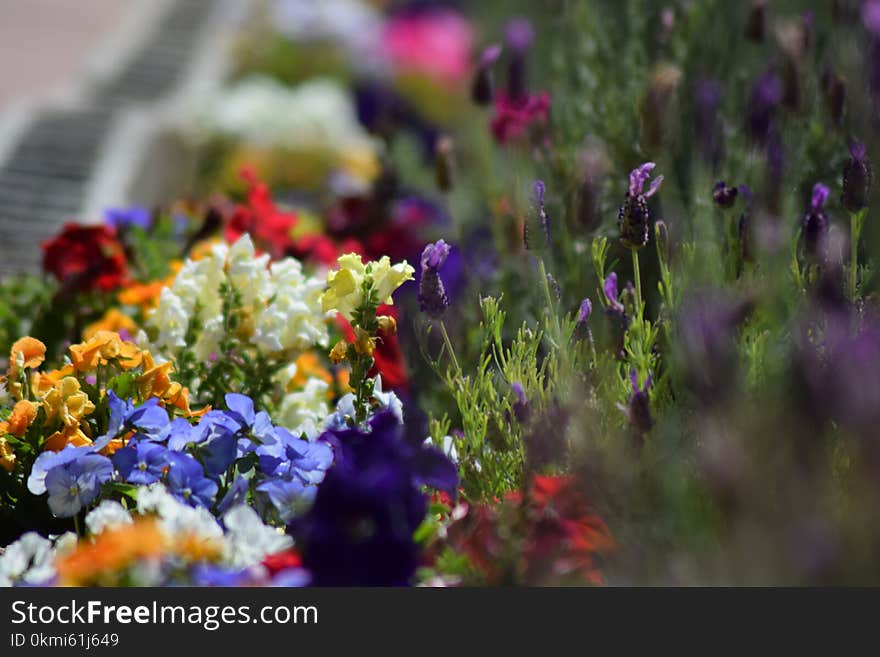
321 253 414 321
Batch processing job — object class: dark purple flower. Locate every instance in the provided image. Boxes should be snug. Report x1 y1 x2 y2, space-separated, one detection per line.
746 70 783 145
471 44 502 106
618 163 663 249
820 69 847 126
745 0 767 42
505 17 534 106
841 142 872 214
802 182 831 262
530 180 551 248
713 181 739 209
677 292 752 403
289 412 457 586
621 370 653 434
418 239 451 318
695 78 724 166
511 382 530 424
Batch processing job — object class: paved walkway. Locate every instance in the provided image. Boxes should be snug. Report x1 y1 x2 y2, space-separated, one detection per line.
0 0 228 277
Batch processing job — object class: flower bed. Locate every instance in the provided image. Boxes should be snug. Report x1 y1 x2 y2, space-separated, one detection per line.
3 1 880 586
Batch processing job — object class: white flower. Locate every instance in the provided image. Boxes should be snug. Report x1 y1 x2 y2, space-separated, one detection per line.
85 500 133 535
425 435 459 464
145 235 329 363
222 505 293 568
0 533 55 586
276 377 330 431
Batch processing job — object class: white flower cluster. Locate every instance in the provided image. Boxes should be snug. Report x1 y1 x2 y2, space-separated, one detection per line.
269 0 385 72
0 486 294 587
198 76 381 160
0 531 76 587
145 234 329 363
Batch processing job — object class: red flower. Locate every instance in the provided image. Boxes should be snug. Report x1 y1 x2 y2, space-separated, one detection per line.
224 169 297 258
261 548 302 576
41 223 128 293
292 234 365 267
446 474 614 585
490 91 551 145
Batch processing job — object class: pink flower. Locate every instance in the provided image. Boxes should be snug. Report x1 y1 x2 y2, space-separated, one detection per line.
382 10 474 85
490 91 551 145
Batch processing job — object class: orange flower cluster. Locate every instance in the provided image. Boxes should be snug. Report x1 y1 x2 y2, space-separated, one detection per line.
55 517 223 586
1 332 194 461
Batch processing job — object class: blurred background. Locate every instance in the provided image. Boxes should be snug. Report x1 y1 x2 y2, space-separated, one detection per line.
0 0 228 275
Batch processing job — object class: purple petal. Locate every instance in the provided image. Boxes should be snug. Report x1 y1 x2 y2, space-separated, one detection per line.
480 43 502 66
578 298 592 324
604 272 619 303
645 174 664 198
850 141 867 163
811 183 830 212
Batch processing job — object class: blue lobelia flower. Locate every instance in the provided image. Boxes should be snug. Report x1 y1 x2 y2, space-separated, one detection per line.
93 392 170 450
44 452 114 517
165 453 218 508
113 441 170 485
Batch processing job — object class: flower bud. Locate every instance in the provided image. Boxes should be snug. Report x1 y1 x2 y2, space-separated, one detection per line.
841 142 872 214
802 183 831 262
619 163 663 249
329 340 349 364
713 181 739 209
745 0 767 43
377 315 398 335
471 44 502 107
419 240 451 318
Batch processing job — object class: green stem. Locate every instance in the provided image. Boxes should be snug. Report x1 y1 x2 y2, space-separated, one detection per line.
73 513 82 538
632 249 643 321
537 258 562 346
850 211 861 302
439 321 461 376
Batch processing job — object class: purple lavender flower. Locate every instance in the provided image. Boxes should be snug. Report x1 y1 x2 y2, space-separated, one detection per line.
471 44 502 106
746 70 783 145
621 370 653 434
618 163 663 249
713 181 739 209
604 273 626 316
418 240 451 318
820 68 846 126
802 182 831 262
511 382 530 424
531 180 551 248
745 0 767 42
841 142 872 214
695 78 724 166
505 17 534 106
